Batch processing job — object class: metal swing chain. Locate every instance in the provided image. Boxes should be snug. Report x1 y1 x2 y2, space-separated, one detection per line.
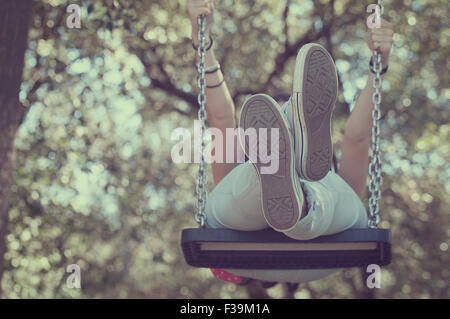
368 0 384 229
194 15 208 227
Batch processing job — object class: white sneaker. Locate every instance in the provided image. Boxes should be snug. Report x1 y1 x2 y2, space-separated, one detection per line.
290 43 338 181
239 94 306 232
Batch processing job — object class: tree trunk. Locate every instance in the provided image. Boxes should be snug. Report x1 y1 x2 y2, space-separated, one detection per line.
0 0 34 296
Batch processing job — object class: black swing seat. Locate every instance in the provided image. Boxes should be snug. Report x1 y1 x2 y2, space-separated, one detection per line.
181 228 391 269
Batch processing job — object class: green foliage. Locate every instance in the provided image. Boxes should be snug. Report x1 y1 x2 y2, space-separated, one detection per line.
2 0 448 298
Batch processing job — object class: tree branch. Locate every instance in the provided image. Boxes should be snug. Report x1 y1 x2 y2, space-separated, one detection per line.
130 35 198 116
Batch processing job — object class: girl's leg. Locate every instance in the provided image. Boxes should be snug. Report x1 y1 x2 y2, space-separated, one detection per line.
205 161 268 231
283 171 368 241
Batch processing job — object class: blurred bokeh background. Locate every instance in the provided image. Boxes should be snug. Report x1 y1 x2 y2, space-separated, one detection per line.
0 0 448 298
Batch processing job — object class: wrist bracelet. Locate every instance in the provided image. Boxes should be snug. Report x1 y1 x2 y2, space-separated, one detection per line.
192 35 213 51
206 78 225 89
195 63 221 74
369 57 388 75
205 64 221 74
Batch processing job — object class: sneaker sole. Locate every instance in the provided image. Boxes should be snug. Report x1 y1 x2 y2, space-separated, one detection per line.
239 94 303 232
292 43 338 181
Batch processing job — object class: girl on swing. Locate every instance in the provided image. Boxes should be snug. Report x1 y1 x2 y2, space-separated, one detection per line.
186 0 394 283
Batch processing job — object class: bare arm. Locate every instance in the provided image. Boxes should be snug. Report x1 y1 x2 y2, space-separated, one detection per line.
188 0 238 185
339 19 394 199
339 72 382 198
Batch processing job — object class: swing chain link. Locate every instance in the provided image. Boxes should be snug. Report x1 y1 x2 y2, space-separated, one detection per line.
194 15 208 227
368 0 384 229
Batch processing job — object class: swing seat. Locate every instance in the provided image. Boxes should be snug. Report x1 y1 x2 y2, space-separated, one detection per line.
181 228 391 269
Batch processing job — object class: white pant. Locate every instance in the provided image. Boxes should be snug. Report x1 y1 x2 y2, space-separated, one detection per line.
205 161 368 283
